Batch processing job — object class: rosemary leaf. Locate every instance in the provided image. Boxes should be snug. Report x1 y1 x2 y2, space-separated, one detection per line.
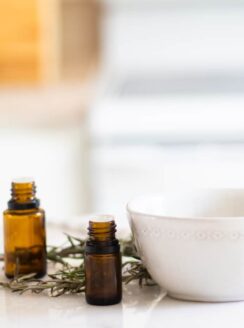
0 234 155 296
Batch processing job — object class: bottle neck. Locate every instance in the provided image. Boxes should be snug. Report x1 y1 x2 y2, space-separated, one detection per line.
86 217 120 254
8 180 40 210
88 220 116 242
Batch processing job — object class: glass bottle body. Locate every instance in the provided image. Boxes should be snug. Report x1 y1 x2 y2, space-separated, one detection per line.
85 218 122 305
85 251 122 305
3 208 46 278
3 180 46 278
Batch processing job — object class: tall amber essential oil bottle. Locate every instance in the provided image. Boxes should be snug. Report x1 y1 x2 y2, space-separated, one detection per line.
3 179 46 278
85 216 122 305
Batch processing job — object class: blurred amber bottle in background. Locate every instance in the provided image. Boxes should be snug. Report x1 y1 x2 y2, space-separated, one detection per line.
85 216 122 305
3 179 46 278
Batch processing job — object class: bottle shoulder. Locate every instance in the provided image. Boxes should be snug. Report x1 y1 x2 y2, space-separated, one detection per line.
85 239 120 255
3 207 45 217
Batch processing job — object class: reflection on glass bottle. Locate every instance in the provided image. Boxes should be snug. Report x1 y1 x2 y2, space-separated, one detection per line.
3 179 46 278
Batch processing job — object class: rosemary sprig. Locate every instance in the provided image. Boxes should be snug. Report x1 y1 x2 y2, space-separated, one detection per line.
0 234 155 296
47 234 85 265
122 261 155 287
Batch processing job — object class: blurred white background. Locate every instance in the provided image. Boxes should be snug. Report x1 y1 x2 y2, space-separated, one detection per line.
89 0 244 227
1 0 244 229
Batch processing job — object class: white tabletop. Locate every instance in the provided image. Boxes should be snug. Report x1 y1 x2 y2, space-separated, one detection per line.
1 277 244 328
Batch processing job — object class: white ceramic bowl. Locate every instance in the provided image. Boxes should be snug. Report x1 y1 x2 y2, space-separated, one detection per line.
127 190 244 302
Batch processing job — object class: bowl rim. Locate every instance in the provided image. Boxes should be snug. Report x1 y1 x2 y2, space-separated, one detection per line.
127 189 244 221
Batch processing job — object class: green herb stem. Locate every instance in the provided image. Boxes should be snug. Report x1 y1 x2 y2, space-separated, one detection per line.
0 235 155 296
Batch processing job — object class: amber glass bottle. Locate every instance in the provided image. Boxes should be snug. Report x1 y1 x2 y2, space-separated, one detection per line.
3 179 46 278
85 216 122 305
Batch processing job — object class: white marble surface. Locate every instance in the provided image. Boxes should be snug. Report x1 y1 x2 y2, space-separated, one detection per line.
1 277 244 328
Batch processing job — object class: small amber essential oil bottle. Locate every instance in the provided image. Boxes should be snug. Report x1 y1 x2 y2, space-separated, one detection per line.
85 216 122 305
3 179 47 278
